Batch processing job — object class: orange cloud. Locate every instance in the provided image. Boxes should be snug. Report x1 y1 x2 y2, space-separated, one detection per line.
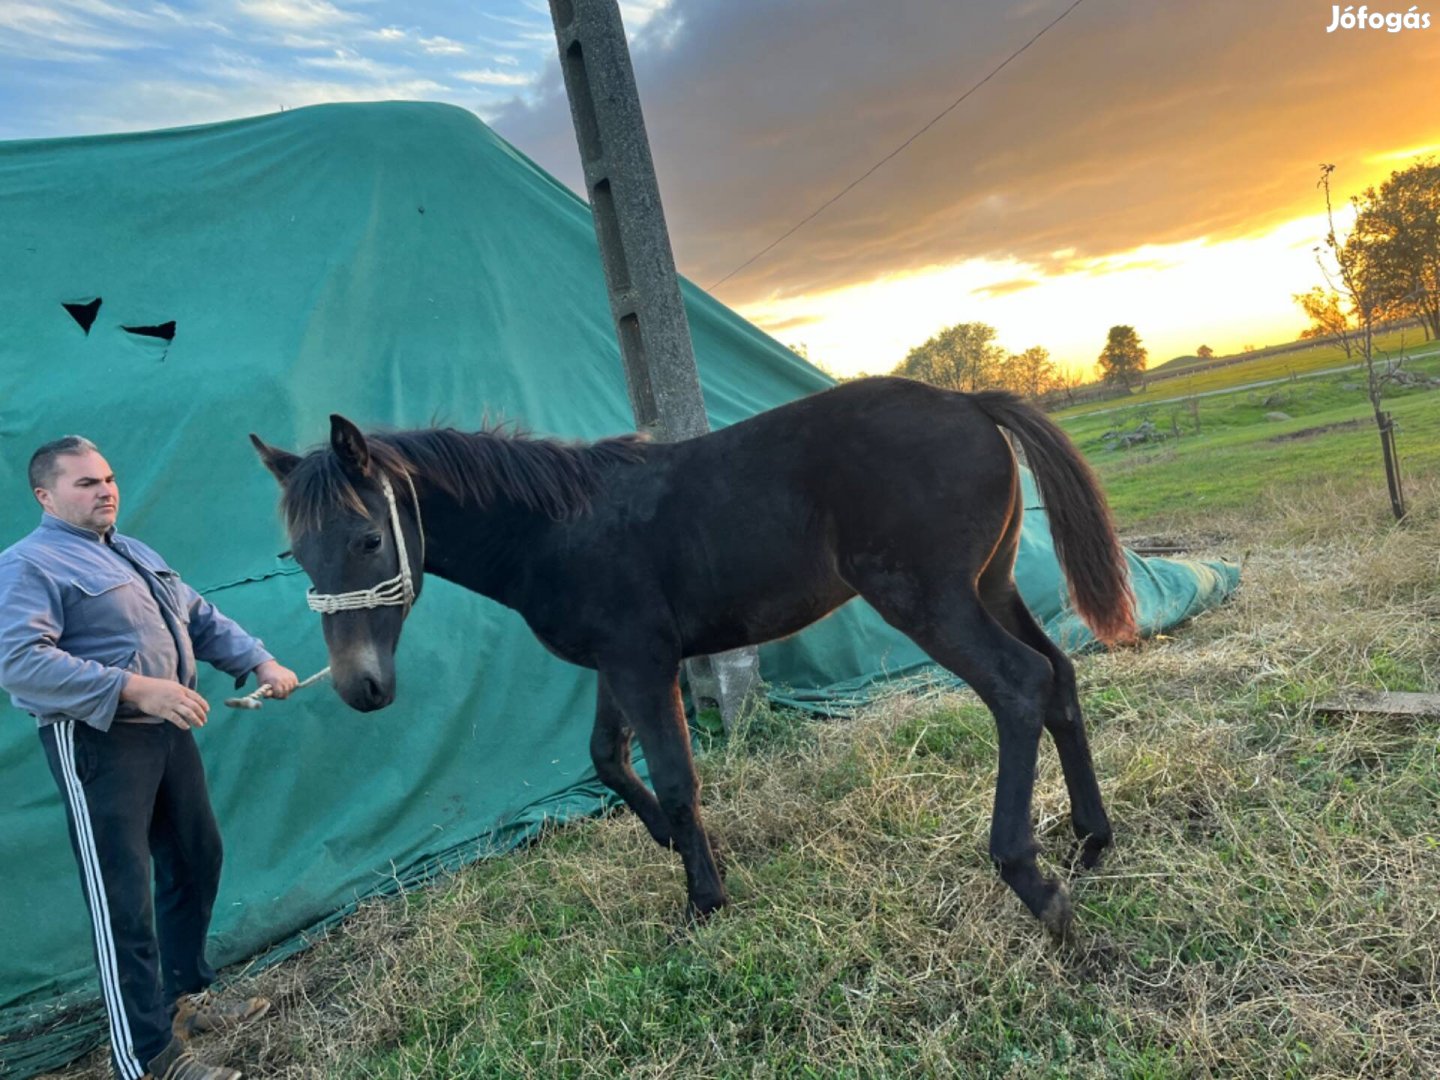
974 278 1039 299
496 0 1440 309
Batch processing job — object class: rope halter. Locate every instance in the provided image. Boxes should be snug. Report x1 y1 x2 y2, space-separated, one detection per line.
305 472 425 615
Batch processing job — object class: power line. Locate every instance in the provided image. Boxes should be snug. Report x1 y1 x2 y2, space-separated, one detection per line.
706 0 1089 293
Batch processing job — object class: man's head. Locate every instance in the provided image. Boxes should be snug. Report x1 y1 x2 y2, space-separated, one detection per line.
29 436 119 534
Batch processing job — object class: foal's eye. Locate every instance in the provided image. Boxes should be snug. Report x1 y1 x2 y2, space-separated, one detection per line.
361 533 383 553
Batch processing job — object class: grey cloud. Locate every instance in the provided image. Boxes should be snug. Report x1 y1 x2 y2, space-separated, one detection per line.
488 0 1440 306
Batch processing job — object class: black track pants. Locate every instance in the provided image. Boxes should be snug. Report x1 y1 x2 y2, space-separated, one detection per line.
39 719 222 1079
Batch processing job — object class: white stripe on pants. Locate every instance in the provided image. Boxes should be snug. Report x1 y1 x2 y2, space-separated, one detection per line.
55 720 147 1080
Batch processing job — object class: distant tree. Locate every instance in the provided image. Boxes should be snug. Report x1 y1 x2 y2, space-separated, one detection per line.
1004 346 1057 399
788 343 861 383
793 343 837 379
1053 367 1086 407
892 321 1005 392
987 357 1021 395
1349 157 1440 341
1096 325 1147 388
1293 286 1354 357
1196 344 1215 360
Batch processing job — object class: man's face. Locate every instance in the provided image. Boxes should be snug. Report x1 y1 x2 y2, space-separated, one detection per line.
35 450 120 534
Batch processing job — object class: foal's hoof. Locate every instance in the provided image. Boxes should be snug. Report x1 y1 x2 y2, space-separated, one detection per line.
688 893 728 923
1060 930 1122 976
668 896 727 943
1069 832 1111 874
1040 885 1074 946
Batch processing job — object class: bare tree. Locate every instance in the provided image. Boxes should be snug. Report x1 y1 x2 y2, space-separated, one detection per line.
1316 163 1407 520
1053 367 1086 408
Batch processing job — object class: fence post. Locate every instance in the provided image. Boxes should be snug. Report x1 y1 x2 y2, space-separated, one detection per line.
1380 411 1406 521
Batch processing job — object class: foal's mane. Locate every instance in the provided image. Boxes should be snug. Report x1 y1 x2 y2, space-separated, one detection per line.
281 423 649 534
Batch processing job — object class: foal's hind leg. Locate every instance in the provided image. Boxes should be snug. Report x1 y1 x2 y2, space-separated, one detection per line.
602 663 727 919
855 577 1071 937
985 586 1113 870
591 676 672 848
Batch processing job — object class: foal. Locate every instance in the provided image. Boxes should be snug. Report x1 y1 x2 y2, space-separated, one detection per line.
253 376 1135 937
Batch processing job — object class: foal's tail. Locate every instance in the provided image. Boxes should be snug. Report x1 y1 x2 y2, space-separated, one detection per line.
970 391 1137 645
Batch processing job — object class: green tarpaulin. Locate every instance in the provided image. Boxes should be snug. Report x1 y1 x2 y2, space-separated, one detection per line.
0 101 1239 1077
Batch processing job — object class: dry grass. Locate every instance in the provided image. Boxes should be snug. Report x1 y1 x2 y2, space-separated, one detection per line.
44 478 1440 1079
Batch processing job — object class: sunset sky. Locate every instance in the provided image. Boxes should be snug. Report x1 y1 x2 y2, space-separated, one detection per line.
3 0 1438 378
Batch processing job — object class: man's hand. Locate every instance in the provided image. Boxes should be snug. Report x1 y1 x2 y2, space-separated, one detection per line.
120 674 210 730
252 660 299 700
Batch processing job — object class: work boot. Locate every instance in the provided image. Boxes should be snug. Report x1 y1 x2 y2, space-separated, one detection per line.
144 1036 241 1079
172 989 271 1039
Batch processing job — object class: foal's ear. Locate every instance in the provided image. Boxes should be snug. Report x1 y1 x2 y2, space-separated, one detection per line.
330 414 371 476
250 433 301 482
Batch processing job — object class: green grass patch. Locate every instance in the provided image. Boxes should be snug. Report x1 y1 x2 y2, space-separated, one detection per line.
1058 355 1440 528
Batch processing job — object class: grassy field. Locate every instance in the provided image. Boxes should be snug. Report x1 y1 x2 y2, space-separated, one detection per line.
1061 355 1440 529
1057 328 1433 419
43 355 1440 1080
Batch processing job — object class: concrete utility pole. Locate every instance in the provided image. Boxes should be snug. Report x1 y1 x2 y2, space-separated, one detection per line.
546 0 762 731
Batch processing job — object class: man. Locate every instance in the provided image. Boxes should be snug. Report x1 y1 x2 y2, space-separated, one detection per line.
0 436 299 1080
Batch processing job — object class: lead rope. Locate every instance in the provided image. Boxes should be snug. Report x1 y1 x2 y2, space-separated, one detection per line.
225 667 331 710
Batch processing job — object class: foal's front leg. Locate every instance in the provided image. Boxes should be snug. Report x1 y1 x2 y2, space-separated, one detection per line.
590 675 672 848
603 662 728 918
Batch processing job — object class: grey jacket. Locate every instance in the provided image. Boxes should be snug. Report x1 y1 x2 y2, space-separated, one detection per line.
0 513 272 730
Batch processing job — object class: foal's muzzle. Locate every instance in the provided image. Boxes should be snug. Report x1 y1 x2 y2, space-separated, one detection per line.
340 673 394 713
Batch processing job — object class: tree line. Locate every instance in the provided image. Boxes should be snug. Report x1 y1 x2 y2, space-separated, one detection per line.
881 322 1073 399
879 320 1149 400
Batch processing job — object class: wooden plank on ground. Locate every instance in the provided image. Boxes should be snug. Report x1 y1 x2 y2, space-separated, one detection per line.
1316 691 1440 718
